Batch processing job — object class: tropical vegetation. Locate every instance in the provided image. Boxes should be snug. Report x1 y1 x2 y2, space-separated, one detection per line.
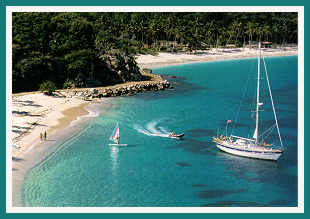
12 12 297 93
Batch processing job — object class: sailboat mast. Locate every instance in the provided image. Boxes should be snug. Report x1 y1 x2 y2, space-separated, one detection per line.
254 42 261 144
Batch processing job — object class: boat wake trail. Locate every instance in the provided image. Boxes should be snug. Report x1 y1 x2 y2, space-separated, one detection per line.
134 120 171 138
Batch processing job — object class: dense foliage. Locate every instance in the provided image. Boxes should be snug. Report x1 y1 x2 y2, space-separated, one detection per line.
39 80 57 95
12 12 297 93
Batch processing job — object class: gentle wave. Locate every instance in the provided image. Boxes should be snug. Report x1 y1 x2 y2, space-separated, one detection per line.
69 103 101 127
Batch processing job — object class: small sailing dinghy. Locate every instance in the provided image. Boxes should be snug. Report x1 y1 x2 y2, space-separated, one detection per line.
109 123 128 146
213 42 284 161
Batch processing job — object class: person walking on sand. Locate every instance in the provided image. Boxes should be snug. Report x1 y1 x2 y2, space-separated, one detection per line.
44 131 47 141
40 132 43 142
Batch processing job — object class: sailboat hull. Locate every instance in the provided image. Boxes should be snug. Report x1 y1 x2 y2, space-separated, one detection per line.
216 143 282 161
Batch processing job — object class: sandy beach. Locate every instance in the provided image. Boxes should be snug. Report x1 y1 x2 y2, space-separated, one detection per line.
11 91 99 206
10 46 298 207
12 92 90 158
135 46 298 69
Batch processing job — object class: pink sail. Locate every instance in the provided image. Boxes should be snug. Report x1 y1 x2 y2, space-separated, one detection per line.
109 123 119 143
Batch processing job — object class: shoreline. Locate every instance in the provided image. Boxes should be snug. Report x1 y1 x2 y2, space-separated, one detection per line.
135 47 298 69
12 94 90 157
11 47 298 207
11 97 100 206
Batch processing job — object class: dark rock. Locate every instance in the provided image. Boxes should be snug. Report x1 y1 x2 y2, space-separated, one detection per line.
143 68 152 73
91 88 98 95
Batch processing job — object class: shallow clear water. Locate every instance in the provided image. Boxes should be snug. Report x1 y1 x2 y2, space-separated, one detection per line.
22 56 298 207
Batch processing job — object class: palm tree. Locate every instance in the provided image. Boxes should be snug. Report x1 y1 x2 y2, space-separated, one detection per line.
263 25 271 42
256 25 264 42
233 21 242 45
246 21 255 48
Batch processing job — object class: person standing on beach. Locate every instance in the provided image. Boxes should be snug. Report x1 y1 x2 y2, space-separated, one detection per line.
44 131 47 141
40 132 43 141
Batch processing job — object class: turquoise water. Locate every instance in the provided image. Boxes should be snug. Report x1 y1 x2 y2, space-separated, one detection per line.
22 56 298 207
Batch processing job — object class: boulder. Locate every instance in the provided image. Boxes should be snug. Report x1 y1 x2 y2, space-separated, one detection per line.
91 88 98 95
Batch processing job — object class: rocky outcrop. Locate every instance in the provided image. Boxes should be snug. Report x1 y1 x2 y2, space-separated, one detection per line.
142 68 152 74
62 80 172 100
98 52 143 84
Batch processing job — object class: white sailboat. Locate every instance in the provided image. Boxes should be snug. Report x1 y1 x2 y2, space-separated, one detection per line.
109 123 128 146
213 42 284 161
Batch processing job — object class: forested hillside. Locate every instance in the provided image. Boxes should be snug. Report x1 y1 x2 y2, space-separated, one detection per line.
12 12 297 93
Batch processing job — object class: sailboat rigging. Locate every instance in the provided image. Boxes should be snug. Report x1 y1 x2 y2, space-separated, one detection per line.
213 42 284 161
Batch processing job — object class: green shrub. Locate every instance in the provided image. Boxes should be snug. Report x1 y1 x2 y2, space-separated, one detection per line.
39 81 57 95
63 79 75 89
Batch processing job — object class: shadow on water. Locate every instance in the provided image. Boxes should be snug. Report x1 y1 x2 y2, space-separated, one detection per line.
201 200 263 207
219 151 297 199
176 162 192 167
200 192 297 207
179 128 218 154
192 184 207 187
135 75 206 101
272 84 297 96
165 75 208 93
167 138 217 156
196 188 246 199
268 199 295 207
187 128 216 137
201 199 297 207
276 108 297 114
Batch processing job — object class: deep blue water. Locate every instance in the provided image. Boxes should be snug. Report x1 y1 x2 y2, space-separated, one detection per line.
22 56 298 207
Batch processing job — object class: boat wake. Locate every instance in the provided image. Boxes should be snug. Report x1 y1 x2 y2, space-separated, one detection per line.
134 120 171 138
